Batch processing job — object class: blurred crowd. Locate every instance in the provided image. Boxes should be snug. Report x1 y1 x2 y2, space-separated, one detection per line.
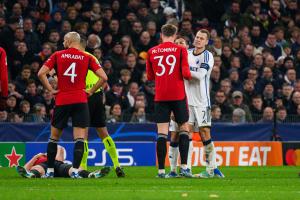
0 0 300 124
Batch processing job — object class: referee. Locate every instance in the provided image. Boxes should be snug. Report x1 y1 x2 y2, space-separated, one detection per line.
80 38 125 177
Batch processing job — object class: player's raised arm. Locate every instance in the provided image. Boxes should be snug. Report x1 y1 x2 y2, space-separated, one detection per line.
146 50 154 81
180 47 191 80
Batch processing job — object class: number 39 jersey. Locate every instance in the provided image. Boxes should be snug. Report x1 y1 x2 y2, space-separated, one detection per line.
146 42 191 101
44 47 101 105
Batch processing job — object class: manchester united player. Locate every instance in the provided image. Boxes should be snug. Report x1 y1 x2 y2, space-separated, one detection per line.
146 24 192 178
16 146 110 178
38 32 107 178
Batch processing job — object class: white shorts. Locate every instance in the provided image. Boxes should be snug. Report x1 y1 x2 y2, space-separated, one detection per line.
169 119 199 132
188 105 211 127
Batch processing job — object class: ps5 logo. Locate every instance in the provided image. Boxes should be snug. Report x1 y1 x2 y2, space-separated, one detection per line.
88 148 135 166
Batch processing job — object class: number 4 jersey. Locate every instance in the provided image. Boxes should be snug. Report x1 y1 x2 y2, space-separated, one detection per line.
146 42 191 101
44 47 101 105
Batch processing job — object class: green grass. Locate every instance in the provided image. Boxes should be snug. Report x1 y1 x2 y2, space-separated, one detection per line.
0 166 299 200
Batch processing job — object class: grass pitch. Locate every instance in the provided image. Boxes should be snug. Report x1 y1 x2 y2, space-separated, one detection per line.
0 166 299 200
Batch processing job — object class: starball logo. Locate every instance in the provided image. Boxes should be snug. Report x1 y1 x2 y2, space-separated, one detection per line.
285 149 300 166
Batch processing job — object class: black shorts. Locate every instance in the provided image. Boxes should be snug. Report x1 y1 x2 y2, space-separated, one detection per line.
54 160 72 177
51 103 90 129
154 98 189 124
37 160 71 177
88 92 106 127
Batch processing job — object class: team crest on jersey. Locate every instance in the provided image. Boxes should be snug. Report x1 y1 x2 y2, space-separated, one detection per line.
196 59 200 64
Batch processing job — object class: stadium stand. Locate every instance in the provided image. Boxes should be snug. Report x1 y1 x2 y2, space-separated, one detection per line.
0 0 300 123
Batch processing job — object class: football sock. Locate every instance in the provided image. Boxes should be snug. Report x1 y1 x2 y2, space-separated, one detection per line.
80 140 89 170
169 142 179 173
178 131 189 166
79 170 90 178
187 139 193 171
47 138 58 169
103 136 120 169
203 139 217 174
157 133 167 170
73 138 84 169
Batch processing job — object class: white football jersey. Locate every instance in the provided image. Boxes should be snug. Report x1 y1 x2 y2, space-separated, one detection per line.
184 49 214 107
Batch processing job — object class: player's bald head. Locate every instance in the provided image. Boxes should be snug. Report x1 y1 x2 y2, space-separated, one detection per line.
63 31 81 48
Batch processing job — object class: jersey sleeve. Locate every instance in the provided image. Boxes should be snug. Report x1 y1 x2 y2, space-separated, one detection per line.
43 52 57 70
180 48 191 80
191 51 213 80
89 55 101 73
146 50 155 81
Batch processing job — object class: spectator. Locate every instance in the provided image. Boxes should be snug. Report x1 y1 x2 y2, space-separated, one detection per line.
0 109 8 122
12 42 34 79
210 66 221 92
135 31 152 54
288 91 300 114
123 93 146 122
262 83 276 107
284 68 297 86
107 103 122 123
105 81 126 107
23 18 41 54
126 82 139 108
86 34 101 53
263 33 282 59
42 89 55 115
6 94 18 113
130 107 147 123
242 79 256 105
211 105 222 122
121 35 138 58
228 68 242 92
32 103 47 122
146 21 159 46
19 100 34 122
281 83 294 106
110 42 126 73
250 95 264 121
230 91 253 122
148 0 164 29
213 90 232 120
219 79 232 97
276 106 287 123
257 107 274 123
23 80 43 108
232 108 246 123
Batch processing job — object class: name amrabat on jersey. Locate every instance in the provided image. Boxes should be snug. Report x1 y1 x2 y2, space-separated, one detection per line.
61 54 84 60
151 47 177 54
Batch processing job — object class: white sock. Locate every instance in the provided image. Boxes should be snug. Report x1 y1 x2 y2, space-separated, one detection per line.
204 141 217 174
169 146 179 173
181 164 187 170
47 168 54 173
187 140 193 171
71 167 79 174
158 169 165 174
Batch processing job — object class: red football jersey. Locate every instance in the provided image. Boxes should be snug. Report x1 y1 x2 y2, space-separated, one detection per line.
146 42 191 101
44 48 101 105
